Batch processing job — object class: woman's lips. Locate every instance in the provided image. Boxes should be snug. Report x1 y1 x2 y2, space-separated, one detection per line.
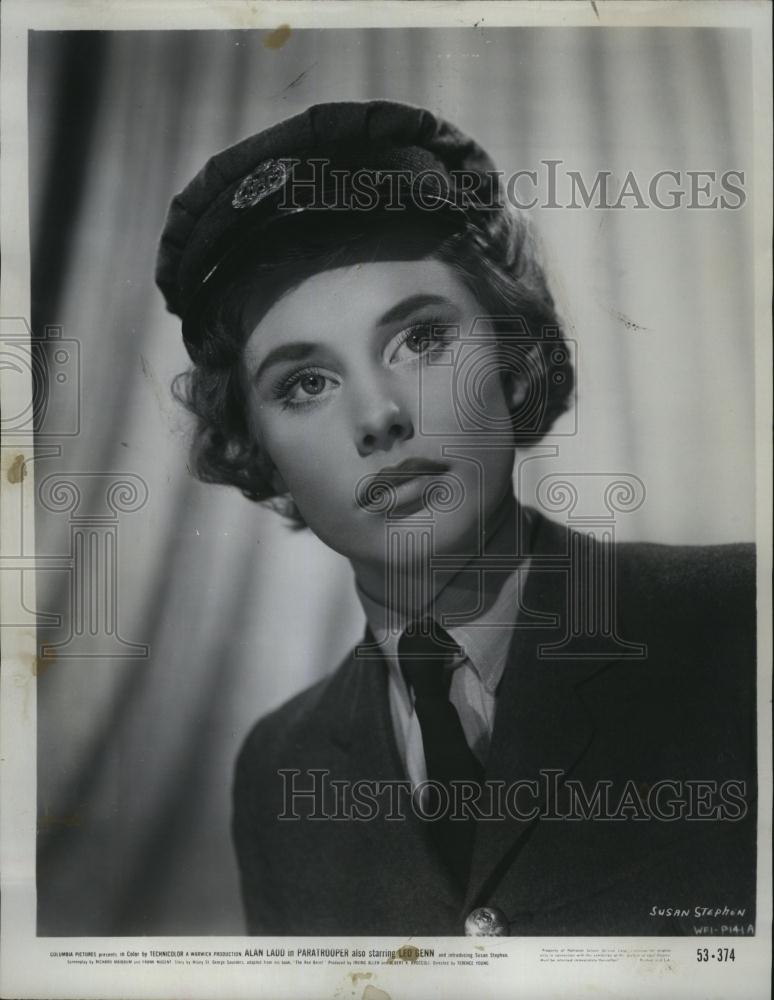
355 458 451 514
384 475 439 516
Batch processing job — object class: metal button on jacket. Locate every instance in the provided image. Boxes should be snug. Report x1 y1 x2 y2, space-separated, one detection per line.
464 905 509 936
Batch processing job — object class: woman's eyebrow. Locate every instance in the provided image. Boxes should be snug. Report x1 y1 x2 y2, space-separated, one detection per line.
376 293 454 328
252 342 317 382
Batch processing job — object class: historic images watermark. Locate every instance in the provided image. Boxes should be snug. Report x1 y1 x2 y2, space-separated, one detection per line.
1 317 150 660
350 314 646 660
259 158 748 213
276 768 750 823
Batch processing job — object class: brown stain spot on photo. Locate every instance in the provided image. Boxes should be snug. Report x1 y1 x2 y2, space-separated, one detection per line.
362 986 390 1000
348 972 372 984
39 811 84 831
264 24 292 50
33 649 58 677
395 945 420 963
7 453 27 483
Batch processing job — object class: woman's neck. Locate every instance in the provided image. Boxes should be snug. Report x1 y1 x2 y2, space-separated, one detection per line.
351 491 520 618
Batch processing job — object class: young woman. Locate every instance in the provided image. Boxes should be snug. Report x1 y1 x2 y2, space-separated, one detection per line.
156 101 756 937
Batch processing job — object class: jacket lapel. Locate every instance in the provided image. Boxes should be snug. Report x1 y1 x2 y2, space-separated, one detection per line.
331 631 464 915
464 514 619 915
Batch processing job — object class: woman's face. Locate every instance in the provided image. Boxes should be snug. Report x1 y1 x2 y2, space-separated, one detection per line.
241 258 522 580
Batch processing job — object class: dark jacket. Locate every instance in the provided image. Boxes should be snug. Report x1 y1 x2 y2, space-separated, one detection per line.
232 511 757 936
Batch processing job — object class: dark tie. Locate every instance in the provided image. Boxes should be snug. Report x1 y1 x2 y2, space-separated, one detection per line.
397 620 484 887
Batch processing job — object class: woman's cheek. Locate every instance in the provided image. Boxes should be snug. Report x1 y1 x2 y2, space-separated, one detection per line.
270 433 342 510
416 369 460 434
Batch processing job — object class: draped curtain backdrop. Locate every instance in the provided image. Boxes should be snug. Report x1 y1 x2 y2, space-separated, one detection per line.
29 27 754 935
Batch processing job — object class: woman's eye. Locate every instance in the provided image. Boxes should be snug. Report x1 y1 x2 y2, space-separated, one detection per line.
390 319 450 363
273 368 337 408
404 328 431 353
298 373 326 396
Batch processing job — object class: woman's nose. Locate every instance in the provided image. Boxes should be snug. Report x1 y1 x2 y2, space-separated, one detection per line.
354 390 414 457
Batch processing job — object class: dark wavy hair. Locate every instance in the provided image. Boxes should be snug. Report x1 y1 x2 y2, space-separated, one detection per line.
172 206 574 528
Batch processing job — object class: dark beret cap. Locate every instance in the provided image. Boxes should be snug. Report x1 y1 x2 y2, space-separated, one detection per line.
155 100 500 356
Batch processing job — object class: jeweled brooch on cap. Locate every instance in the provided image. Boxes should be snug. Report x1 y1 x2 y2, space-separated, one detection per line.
232 158 291 209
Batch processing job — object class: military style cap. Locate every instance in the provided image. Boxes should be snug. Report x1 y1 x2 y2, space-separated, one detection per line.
155 100 501 359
